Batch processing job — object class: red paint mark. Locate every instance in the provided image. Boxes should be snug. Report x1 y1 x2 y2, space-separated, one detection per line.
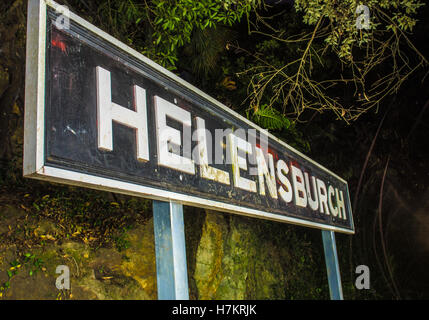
290 160 299 168
269 148 279 160
52 36 67 53
255 143 279 160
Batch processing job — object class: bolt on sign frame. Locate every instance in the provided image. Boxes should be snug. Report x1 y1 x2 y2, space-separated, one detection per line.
24 0 354 300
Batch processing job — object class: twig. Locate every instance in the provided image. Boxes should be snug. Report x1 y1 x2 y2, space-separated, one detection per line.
378 156 401 299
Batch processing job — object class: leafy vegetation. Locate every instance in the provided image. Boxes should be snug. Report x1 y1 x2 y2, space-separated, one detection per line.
30 188 152 250
239 0 427 123
0 253 45 297
75 0 256 69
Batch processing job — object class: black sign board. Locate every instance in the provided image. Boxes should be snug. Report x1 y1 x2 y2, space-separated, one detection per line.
24 0 354 234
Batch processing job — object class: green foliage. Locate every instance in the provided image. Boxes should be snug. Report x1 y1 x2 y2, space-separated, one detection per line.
144 0 256 69
235 0 427 123
294 0 425 60
0 253 44 298
79 0 257 70
182 27 233 76
31 188 151 250
250 104 291 130
113 226 132 252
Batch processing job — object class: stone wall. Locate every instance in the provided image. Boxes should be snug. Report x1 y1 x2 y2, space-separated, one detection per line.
0 201 329 300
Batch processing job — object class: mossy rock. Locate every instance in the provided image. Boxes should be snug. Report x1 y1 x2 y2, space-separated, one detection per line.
193 211 286 300
0 215 157 300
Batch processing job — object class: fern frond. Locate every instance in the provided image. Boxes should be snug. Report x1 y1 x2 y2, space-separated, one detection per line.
252 104 291 130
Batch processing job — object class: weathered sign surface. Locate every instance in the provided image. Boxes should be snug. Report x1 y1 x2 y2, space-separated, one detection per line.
24 0 354 234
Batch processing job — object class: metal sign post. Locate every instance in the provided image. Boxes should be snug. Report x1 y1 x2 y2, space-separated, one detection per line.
322 230 344 300
153 200 189 300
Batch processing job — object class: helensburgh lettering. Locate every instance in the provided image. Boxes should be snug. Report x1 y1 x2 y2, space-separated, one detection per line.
95 66 347 221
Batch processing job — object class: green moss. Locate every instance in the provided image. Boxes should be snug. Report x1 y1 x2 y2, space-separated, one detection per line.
192 212 329 300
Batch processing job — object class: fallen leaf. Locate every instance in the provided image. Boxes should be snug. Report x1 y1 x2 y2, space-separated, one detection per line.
12 103 20 116
45 234 56 241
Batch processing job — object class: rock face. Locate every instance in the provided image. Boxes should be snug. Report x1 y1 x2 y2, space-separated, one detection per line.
0 202 328 300
0 203 158 300
194 211 286 299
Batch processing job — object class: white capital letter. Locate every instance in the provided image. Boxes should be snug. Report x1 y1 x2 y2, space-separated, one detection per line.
317 179 329 215
328 185 339 217
336 188 347 220
194 117 230 184
228 133 257 193
291 165 307 207
304 173 319 211
96 66 149 162
277 160 293 203
255 147 278 199
154 96 195 175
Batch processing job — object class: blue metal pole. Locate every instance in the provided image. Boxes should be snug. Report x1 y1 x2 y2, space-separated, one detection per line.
322 230 344 300
153 200 189 300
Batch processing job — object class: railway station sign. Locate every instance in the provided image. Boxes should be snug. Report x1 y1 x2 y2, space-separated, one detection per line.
24 0 354 234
